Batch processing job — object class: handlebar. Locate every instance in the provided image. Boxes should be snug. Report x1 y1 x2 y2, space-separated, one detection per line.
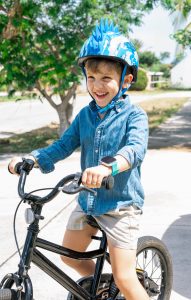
15 159 114 205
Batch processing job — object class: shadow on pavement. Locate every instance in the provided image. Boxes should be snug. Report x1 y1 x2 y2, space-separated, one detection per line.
162 214 191 299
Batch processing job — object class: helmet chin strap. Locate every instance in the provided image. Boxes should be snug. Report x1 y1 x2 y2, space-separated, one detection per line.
83 64 131 114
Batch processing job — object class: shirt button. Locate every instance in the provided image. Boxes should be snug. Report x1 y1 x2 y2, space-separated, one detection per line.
97 130 100 134
95 149 98 153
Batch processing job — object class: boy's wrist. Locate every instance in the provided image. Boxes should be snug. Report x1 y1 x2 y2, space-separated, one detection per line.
100 156 119 176
99 164 112 175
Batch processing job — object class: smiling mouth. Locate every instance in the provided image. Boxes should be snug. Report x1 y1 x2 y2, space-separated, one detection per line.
94 92 108 99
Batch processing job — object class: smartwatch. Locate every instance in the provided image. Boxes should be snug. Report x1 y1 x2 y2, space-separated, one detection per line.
100 156 119 176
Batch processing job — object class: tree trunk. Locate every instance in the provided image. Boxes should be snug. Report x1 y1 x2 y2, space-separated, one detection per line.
56 102 71 136
36 81 77 137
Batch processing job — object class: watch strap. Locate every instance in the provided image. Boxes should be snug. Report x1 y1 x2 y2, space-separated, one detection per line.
111 161 119 176
100 156 119 176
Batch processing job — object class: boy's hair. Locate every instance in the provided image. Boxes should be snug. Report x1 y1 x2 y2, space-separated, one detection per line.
85 58 132 76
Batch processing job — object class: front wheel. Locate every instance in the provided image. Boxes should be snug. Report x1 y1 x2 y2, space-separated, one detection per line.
136 236 173 300
0 289 16 300
0 289 33 300
0 274 33 300
0 289 26 300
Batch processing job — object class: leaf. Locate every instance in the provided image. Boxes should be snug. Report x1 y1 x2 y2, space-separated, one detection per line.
0 0 156 132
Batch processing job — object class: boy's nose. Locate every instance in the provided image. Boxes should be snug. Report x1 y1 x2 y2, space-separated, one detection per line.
93 79 103 89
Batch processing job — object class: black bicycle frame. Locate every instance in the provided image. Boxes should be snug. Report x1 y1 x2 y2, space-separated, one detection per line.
14 203 109 300
1 166 114 300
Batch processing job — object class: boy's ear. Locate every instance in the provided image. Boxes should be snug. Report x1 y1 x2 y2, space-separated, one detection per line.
122 74 133 88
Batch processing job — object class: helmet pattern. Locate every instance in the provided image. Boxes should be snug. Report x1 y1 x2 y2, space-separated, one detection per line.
78 19 139 81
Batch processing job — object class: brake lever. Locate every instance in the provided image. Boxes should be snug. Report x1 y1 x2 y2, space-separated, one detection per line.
60 173 97 196
60 184 97 196
80 185 97 196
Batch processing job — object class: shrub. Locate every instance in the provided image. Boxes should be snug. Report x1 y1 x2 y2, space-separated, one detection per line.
130 68 148 91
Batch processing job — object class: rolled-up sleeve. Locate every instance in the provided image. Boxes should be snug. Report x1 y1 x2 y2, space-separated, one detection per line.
31 114 80 173
117 107 148 168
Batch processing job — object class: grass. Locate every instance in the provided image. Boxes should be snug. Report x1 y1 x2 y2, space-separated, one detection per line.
0 95 38 102
139 97 188 132
0 123 59 154
0 97 189 154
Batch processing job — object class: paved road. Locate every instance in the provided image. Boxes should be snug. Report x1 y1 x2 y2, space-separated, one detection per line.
0 99 58 138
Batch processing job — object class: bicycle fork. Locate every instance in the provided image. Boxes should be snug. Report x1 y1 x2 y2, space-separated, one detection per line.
0 204 43 299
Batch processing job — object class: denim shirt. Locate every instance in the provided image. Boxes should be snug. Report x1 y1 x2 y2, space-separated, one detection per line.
31 96 148 216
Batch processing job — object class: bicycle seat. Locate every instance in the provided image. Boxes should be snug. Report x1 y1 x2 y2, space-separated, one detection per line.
86 215 101 230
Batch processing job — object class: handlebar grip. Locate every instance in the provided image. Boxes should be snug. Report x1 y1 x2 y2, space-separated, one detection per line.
101 175 114 189
14 162 23 175
14 159 35 175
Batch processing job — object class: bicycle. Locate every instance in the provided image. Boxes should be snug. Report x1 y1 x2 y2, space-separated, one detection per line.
0 158 173 300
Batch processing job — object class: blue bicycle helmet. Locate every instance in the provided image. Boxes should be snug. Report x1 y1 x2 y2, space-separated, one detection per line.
78 19 139 82
78 19 139 113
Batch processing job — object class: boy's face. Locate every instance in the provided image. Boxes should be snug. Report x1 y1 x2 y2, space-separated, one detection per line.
86 61 132 108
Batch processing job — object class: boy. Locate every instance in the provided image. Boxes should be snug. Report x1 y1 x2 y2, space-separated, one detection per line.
9 20 149 299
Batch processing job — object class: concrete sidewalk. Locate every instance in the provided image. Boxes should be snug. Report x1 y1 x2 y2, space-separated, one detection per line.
149 98 191 150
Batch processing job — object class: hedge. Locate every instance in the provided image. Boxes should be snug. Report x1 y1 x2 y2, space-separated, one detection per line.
130 68 148 91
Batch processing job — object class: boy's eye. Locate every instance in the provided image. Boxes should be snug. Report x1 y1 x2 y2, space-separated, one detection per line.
87 76 94 80
103 76 112 80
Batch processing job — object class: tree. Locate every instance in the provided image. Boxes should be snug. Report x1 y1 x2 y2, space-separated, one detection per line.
136 44 172 79
0 0 155 136
173 23 191 48
131 38 143 51
159 51 170 62
160 0 191 52
139 51 160 67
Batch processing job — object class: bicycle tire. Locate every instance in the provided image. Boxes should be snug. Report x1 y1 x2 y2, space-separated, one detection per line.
136 235 173 300
0 289 32 300
0 289 17 300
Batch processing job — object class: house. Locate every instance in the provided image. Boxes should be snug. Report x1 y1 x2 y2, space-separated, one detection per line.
146 71 164 89
171 52 191 88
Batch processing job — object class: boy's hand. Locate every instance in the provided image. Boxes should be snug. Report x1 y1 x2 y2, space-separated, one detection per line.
8 157 23 175
82 165 112 188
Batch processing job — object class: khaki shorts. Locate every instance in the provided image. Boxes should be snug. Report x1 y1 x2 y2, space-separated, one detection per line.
66 203 142 250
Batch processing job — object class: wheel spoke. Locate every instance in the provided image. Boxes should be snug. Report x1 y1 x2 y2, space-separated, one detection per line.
136 246 168 300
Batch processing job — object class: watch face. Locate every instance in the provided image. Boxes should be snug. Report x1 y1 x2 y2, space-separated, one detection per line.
101 156 116 164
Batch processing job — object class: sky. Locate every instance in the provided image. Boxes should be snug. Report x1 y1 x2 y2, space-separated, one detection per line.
130 6 177 62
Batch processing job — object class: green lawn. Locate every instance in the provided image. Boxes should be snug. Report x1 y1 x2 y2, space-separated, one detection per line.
139 97 188 131
0 95 38 102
